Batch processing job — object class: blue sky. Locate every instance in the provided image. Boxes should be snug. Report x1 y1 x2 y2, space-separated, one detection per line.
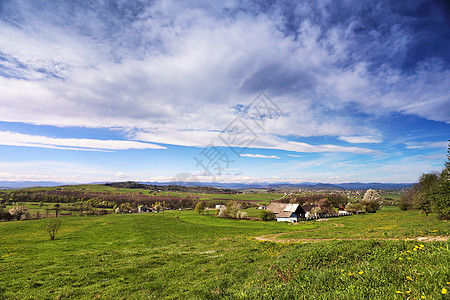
0 0 449 184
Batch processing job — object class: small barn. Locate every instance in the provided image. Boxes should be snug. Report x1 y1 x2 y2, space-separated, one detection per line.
267 203 306 222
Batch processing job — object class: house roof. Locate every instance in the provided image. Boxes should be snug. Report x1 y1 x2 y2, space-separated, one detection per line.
267 203 287 214
277 211 295 218
301 204 315 212
268 203 306 215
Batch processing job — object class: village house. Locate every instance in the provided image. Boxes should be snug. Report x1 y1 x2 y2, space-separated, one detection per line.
267 203 306 222
300 204 315 218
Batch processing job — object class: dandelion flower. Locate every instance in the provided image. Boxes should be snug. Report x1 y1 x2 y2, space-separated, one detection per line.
421 296 425 299
406 276 413 281
358 271 363 275
406 290 412 294
399 257 403 260
396 291 402 294
442 288 447 294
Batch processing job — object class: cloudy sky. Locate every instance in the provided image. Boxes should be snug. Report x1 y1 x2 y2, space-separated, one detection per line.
0 0 449 184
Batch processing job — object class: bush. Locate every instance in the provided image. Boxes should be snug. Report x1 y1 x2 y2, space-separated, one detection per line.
259 209 275 221
195 202 205 214
0 209 12 221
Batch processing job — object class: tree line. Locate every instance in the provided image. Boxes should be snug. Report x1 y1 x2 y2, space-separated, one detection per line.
399 141 450 219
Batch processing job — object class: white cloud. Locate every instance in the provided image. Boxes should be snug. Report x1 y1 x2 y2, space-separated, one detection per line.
405 141 448 149
339 136 382 144
0 131 166 151
240 154 280 159
134 129 382 154
0 0 447 162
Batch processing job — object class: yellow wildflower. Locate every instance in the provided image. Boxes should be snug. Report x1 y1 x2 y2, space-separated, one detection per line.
406 290 412 294
358 271 363 275
396 291 402 294
442 288 447 294
399 257 403 260
406 276 413 281
421 296 425 299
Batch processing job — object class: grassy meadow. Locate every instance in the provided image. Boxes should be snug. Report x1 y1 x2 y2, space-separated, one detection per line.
0 207 449 299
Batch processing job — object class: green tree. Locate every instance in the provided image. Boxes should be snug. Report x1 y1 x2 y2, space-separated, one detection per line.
433 141 450 219
361 189 381 213
195 202 205 214
259 209 275 221
413 172 440 216
53 203 61 218
154 201 162 212
345 202 363 213
46 218 62 240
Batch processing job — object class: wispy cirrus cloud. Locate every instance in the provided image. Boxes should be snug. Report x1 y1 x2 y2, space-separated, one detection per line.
0 131 165 151
339 136 382 144
405 141 448 149
240 154 280 159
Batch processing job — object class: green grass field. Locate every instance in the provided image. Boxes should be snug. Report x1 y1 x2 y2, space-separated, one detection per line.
0 207 449 299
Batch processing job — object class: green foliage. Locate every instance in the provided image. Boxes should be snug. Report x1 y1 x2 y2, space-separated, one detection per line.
195 202 205 214
259 209 275 221
432 170 450 219
45 218 62 240
413 172 440 216
345 201 363 212
398 187 416 211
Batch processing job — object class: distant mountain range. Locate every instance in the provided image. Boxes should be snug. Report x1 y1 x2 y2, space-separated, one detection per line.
0 180 414 190
138 181 413 190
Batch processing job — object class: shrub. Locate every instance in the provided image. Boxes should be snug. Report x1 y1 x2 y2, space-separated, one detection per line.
195 202 205 214
259 209 275 221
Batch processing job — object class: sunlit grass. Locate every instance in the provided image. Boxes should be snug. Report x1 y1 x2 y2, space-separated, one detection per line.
0 208 448 299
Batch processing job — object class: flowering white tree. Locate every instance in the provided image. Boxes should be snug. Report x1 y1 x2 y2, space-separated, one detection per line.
361 189 381 213
9 206 29 221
